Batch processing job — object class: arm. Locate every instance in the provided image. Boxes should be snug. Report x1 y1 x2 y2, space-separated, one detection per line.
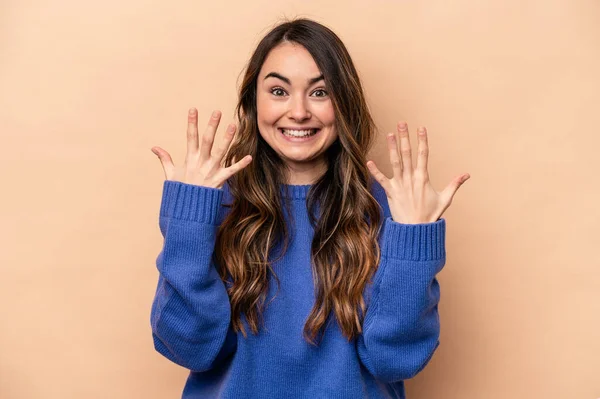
357 217 445 383
150 180 237 372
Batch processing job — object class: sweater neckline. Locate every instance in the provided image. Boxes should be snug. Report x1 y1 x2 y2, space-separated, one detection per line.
279 183 312 199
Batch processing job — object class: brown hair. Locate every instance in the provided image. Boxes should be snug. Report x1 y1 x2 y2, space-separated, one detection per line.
214 18 382 346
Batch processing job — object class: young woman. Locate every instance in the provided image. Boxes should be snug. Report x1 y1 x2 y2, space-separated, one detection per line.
150 18 469 399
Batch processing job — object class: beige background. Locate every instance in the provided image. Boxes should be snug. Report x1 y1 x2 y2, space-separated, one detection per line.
1 0 599 398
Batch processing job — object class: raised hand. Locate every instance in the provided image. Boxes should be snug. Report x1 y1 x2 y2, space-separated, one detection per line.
366 122 470 224
151 108 252 189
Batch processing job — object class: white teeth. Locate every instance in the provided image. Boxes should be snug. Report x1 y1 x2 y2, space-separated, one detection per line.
281 129 317 137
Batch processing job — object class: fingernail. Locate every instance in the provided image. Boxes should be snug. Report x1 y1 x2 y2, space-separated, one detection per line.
189 108 196 115
398 122 407 130
212 110 220 118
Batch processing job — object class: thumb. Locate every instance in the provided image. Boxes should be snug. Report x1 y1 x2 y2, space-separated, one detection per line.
441 173 470 205
151 147 174 180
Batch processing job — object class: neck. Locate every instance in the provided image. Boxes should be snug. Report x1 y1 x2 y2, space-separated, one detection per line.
284 159 327 185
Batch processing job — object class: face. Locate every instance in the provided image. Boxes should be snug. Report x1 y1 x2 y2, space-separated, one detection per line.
256 42 338 184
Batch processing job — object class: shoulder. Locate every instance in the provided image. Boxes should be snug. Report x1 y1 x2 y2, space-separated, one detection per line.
219 179 390 221
222 180 234 205
368 178 391 220
214 180 235 225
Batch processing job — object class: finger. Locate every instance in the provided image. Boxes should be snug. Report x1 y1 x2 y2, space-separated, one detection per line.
440 173 470 205
366 160 391 192
186 108 199 161
199 110 221 162
211 123 236 162
151 146 175 180
386 133 402 178
221 154 253 181
415 126 429 179
397 122 413 179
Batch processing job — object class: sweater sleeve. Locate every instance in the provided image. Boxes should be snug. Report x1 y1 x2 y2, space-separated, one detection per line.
357 216 446 383
150 180 237 372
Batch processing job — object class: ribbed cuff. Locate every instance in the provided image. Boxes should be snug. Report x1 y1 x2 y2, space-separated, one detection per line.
380 217 446 261
159 180 224 225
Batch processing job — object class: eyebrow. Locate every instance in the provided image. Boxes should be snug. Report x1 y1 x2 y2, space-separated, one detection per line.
263 72 324 85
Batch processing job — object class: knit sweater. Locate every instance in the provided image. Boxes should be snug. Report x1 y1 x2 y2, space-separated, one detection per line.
150 179 446 399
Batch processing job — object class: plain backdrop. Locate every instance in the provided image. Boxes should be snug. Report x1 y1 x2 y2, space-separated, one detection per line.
1 0 599 398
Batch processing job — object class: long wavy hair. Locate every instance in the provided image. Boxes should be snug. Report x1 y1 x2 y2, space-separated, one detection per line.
213 18 383 346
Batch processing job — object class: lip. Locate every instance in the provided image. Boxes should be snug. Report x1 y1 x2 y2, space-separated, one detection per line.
278 127 321 131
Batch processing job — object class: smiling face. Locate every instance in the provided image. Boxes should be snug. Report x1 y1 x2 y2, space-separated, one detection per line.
256 42 338 185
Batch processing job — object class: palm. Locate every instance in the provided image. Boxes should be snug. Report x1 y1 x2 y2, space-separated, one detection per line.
367 122 470 224
151 108 252 189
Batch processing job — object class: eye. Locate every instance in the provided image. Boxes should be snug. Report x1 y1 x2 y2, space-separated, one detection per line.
311 89 329 98
270 87 287 97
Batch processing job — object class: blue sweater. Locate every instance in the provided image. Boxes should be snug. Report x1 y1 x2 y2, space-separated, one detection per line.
150 179 446 398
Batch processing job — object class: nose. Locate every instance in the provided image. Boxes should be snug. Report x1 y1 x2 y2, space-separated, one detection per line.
287 94 311 121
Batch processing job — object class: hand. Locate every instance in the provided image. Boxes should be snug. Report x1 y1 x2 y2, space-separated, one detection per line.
366 122 470 224
151 108 252 189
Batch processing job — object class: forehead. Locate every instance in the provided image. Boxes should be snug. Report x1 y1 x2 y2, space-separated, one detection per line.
259 42 322 81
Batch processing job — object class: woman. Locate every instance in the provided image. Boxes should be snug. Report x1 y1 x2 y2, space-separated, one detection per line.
150 18 469 399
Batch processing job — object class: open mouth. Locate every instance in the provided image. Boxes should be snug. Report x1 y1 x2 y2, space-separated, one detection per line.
278 128 320 138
